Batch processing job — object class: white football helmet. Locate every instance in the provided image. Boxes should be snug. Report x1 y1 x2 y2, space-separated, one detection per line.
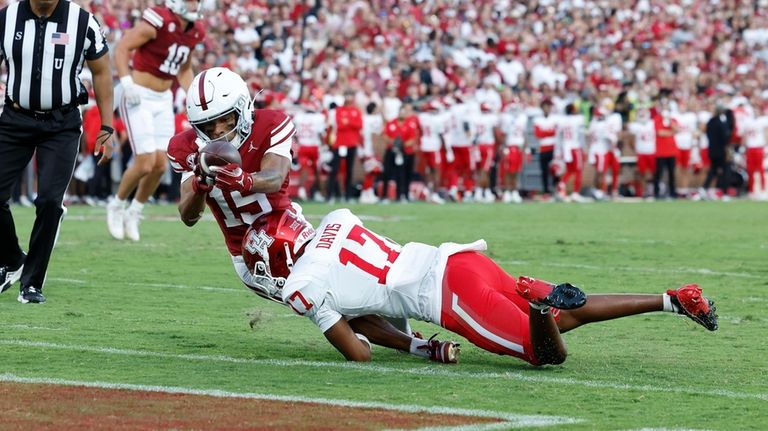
186 67 254 149
166 0 202 22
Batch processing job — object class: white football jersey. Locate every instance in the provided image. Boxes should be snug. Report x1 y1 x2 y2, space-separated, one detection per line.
740 115 768 148
471 112 499 145
557 114 584 153
418 112 446 152
293 111 326 147
697 111 712 149
444 104 472 147
500 112 527 147
588 118 616 155
282 209 485 332
674 111 698 150
628 120 656 155
362 114 384 157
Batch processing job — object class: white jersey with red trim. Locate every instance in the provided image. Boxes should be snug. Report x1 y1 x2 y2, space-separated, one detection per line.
470 112 499 145
418 112 445 152
557 114 584 154
281 209 485 332
674 111 698 150
532 115 557 148
293 111 326 147
628 120 656 155
443 103 472 148
499 112 527 147
588 118 616 156
167 109 295 256
740 115 768 149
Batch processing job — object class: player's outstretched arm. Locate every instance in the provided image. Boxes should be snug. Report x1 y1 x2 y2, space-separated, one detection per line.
324 319 372 362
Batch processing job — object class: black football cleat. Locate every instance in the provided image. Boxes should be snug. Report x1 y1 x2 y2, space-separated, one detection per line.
517 276 587 310
1 255 25 294
18 286 45 304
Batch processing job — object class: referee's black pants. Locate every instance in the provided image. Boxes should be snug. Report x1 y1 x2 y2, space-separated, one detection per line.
0 106 82 291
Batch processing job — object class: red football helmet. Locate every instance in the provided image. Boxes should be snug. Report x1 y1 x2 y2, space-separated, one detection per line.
242 209 316 282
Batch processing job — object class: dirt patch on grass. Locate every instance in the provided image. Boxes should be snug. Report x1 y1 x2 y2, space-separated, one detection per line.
0 382 502 430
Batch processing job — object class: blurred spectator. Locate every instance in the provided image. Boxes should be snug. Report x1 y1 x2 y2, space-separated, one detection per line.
327 90 362 202
703 103 734 199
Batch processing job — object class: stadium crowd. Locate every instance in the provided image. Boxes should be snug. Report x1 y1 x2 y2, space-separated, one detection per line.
5 0 768 205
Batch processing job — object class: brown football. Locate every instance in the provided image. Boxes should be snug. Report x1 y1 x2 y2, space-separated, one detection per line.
199 139 242 175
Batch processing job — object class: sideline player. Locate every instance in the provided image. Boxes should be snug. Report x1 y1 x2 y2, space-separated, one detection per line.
107 0 205 241
243 208 718 364
167 68 449 362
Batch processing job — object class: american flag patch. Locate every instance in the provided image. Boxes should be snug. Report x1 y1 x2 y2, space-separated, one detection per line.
51 32 69 45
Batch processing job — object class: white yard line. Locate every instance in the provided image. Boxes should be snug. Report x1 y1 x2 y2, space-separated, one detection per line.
497 260 764 279
1 339 765 402
0 373 578 430
127 282 242 293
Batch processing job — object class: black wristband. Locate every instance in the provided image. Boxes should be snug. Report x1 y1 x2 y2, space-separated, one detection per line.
100 125 114 134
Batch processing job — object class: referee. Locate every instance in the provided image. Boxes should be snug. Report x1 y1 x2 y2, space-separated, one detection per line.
0 0 114 304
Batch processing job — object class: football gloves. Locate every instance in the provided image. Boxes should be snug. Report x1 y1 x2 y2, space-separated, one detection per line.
209 163 254 193
120 76 141 107
191 154 213 195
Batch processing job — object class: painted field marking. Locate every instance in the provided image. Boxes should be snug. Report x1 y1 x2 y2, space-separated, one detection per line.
0 373 579 430
1 339 765 402
497 260 764 279
63 213 412 223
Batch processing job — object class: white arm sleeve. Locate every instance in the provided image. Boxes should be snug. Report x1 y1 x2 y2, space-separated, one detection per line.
310 299 344 333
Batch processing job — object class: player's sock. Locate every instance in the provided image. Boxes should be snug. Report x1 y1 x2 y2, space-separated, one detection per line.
128 200 145 213
528 302 551 314
409 337 430 358
113 197 127 208
662 293 680 313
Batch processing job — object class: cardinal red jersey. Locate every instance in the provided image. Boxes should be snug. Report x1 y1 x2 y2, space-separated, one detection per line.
132 7 205 80
167 109 295 256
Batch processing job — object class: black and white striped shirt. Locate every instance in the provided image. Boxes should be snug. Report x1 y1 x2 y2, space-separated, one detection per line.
0 0 108 112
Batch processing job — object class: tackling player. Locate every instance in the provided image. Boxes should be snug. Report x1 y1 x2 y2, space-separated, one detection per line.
243 207 718 364
167 68 449 362
107 0 205 241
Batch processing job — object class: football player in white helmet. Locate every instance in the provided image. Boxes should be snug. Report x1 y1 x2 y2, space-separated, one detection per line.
168 68 449 363
107 0 205 242
244 207 718 364
185 67 255 149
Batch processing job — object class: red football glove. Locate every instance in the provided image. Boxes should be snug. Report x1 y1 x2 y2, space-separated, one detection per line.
210 163 254 193
191 176 213 195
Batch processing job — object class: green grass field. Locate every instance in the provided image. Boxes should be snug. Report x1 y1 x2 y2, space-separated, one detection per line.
1 200 766 430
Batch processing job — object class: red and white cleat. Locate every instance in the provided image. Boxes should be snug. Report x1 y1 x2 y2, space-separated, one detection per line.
667 284 718 331
419 334 460 364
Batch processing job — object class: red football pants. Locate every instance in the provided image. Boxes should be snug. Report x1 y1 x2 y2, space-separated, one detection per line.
440 251 552 365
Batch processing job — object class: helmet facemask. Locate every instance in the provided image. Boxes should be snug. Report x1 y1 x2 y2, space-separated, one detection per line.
190 108 244 148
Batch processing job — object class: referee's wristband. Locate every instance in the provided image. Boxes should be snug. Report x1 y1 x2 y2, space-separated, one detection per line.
100 125 114 134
